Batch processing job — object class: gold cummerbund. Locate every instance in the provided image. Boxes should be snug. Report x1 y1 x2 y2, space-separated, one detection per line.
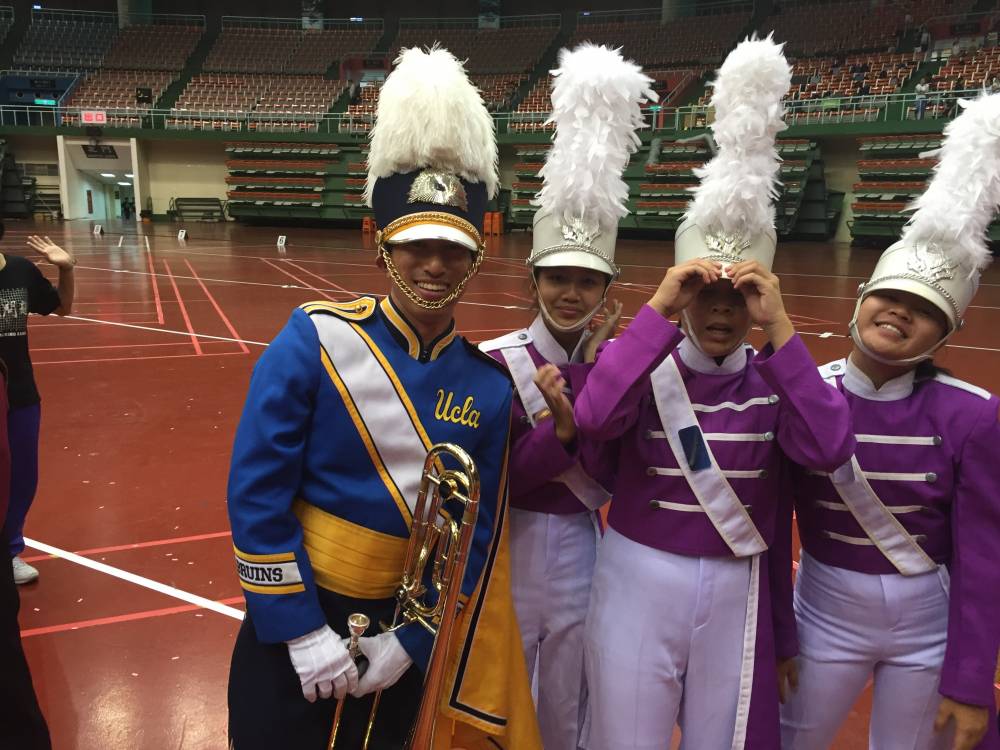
293 499 407 600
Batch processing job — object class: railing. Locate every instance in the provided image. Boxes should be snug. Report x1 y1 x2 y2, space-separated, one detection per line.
577 1 752 24
399 13 561 29
0 90 975 135
123 13 208 27
30 8 117 24
221 15 384 31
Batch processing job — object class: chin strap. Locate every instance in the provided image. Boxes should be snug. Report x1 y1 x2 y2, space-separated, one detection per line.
537 295 605 334
847 290 952 368
379 243 482 311
679 309 751 357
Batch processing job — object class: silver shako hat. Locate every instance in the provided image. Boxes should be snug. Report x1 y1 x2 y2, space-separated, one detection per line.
850 93 1000 365
528 43 656 332
675 34 791 275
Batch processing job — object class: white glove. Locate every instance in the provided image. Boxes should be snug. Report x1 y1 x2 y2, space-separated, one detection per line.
350 631 413 698
286 625 359 702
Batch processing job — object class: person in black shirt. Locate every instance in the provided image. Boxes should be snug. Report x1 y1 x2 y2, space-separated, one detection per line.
0 358 52 749
0 227 75 584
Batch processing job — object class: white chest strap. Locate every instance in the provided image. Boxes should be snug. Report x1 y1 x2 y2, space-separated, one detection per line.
501 344 611 511
829 457 937 576
649 356 767 557
313 314 431 523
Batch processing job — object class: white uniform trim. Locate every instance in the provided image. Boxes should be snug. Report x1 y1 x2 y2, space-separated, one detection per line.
648 430 774 442
651 500 754 513
691 397 778 413
823 530 928 546
313 314 430 522
828 457 937 576
816 500 925 514
648 467 767 479
732 554 761 750
934 373 991 400
855 434 940 446
649 355 767 557
810 469 936 482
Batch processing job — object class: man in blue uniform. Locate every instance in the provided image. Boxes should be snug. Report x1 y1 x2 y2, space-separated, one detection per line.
226 47 541 750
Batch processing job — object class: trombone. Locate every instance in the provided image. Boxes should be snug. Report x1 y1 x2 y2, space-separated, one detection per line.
329 442 480 750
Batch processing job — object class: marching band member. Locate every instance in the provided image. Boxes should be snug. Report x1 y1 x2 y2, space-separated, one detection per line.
226 47 540 750
574 36 856 749
780 95 1000 750
479 43 652 750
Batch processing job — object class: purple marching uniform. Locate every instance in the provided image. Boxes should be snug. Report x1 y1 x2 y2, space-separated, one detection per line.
575 305 854 750
780 357 1000 750
481 315 609 750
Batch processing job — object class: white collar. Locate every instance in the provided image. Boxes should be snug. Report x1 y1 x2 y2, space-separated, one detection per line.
842 354 915 401
678 335 749 375
528 314 589 364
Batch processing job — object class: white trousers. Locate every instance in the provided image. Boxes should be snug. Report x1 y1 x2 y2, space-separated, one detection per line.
780 551 952 750
510 508 599 750
583 528 751 750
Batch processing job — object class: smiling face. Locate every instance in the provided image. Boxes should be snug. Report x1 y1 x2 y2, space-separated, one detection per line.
684 280 752 358
382 238 474 326
533 266 608 329
855 289 948 361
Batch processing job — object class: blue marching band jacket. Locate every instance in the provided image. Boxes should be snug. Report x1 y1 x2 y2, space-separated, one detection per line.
227 295 513 669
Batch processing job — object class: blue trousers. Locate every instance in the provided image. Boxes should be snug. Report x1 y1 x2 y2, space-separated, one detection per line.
3 404 41 558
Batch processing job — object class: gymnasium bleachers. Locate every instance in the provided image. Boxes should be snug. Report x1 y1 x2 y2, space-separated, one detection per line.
167 74 346 132
285 28 383 74
390 22 559 74
62 70 176 126
0 8 13 46
203 23 381 74
925 46 1000 111
102 23 203 71
14 10 118 70
573 9 750 66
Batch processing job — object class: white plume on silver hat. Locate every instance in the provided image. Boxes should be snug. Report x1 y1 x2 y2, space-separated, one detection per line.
529 43 656 283
675 34 791 273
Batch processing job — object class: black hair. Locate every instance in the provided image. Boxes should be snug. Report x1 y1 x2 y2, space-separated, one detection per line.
0 220 5 241
914 360 952 381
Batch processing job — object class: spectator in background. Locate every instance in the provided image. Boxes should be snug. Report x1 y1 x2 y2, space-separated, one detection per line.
915 75 930 119
0 229 75 585
0 358 52 749
809 71 822 85
946 77 966 117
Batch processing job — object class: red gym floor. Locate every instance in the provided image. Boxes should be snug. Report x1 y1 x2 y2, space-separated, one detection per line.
7 220 1000 749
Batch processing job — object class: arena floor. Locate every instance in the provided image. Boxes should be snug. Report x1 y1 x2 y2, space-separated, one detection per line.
8 219 1000 749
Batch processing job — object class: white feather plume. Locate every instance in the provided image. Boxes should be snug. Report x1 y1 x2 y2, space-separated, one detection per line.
532 43 656 231
901 93 1000 275
685 34 791 236
365 46 498 205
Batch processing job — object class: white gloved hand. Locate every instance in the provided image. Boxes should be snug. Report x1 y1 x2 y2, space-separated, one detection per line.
286 625 359 702
350 631 413 698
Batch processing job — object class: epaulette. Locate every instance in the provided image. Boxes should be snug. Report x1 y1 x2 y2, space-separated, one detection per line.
300 297 377 322
478 328 531 354
933 373 992 401
462 338 514 383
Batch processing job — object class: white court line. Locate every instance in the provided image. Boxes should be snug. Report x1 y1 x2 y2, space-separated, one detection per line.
23 537 245 621
64 315 268 347
71 263 528 311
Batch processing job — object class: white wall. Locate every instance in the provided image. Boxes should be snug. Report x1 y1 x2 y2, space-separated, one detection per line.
145 140 228 215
